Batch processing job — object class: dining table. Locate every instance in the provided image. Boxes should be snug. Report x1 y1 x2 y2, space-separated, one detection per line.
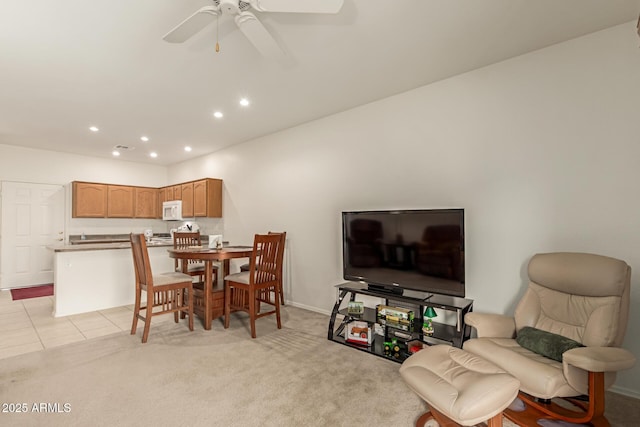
168 245 254 330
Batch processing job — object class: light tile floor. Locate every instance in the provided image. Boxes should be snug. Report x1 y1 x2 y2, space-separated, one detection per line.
0 289 171 360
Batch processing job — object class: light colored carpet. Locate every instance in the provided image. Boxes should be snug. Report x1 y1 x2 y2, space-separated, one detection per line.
0 306 635 426
1 306 427 426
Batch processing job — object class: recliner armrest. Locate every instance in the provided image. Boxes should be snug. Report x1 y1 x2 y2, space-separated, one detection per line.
563 347 636 373
465 312 515 338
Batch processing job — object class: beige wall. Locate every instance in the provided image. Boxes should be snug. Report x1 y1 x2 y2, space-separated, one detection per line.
168 21 640 396
1 21 637 396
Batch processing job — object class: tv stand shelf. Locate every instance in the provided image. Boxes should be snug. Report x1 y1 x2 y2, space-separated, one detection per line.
327 282 473 363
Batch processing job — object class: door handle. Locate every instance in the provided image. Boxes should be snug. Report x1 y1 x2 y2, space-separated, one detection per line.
58 238 64 241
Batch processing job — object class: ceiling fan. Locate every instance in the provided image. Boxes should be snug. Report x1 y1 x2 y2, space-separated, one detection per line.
163 0 344 57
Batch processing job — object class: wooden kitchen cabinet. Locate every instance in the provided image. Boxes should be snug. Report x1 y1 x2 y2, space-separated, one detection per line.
172 185 182 201
164 186 174 201
107 185 134 218
71 178 222 218
164 185 182 202
134 187 157 218
157 188 165 219
181 182 194 218
193 178 222 217
72 182 108 218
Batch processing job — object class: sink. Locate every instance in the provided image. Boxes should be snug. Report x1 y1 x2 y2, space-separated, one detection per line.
148 238 172 245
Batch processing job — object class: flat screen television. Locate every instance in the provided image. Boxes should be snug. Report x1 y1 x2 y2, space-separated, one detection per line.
342 209 465 298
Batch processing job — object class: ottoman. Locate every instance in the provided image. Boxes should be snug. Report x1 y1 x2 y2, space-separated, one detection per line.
400 345 520 427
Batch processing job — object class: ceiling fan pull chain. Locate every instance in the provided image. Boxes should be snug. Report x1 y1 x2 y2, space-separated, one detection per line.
215 13 220 53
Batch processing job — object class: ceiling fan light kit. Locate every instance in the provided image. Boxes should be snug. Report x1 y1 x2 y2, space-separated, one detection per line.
162 0 344 57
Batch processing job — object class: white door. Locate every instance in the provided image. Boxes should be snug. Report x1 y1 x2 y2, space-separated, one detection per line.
0 182 65 289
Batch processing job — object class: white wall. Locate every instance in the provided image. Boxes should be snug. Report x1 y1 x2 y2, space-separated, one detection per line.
0 144 170 236
168 22 640 396
0 144 167 186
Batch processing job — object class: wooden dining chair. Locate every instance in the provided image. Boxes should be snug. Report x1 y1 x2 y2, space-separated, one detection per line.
173 231 219 283
224 233 284 338
174 231 220 325
130 233 194 343
239 231 286 305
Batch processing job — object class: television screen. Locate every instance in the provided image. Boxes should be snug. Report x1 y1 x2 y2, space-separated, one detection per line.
342 209 465 297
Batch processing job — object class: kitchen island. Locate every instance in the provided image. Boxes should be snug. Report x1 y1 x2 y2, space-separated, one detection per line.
48 240 174 317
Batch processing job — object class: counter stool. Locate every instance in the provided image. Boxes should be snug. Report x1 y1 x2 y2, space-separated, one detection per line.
400 345 520 427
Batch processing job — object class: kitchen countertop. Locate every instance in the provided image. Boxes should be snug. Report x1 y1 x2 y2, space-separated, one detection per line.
48 240 174 252
52 233 216 252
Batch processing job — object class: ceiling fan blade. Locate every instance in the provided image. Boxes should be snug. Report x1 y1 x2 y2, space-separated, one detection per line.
249 0 344 14
162 6 219 43
235 12 285 58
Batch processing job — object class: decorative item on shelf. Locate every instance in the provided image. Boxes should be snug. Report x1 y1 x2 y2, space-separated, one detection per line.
345 321 373 346
383 341 393 356
373 323 384 336
387 338 406 359
376 305 414 325
347 301 364 316
407 339 425 354
422 306 437 335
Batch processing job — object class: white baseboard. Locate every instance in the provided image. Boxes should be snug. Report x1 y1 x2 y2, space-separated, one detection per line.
286 301 331 316
609 384 640 399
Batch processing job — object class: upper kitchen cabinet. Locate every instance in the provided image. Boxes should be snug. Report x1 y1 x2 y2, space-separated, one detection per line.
172 185 182 201
181 182 194 218
157 188 165 219
107 185 134 218
72 182 108 218
193 178 222 217
71 178 222 218
164 185 182 202
134 187 157 218
163 186 173 201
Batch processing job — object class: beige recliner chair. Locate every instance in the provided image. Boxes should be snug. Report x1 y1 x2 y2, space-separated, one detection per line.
463 252 636 426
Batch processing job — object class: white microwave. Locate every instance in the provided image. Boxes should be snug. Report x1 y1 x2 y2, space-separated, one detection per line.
162 200 183 221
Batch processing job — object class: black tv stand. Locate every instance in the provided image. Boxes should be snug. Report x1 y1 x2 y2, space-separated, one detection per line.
367 283 404 295
328 282 473 363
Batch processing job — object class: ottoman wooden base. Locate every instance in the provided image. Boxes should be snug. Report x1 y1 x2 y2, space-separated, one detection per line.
416 407 502 427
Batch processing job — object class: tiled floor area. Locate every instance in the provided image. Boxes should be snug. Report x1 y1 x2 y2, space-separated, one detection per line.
0 289 156 360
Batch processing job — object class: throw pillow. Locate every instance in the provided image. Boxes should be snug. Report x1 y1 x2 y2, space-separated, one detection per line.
516 326 584 362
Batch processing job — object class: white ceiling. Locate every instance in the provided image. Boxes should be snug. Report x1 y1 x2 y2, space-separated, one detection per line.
1 0 638 166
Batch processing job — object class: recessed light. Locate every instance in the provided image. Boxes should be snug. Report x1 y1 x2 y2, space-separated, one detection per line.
239 98 250 107
140 136 149 142
213 111 223 119
89 126 99 132
184 146 192 152
112 150 120 157
150 152 158 158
